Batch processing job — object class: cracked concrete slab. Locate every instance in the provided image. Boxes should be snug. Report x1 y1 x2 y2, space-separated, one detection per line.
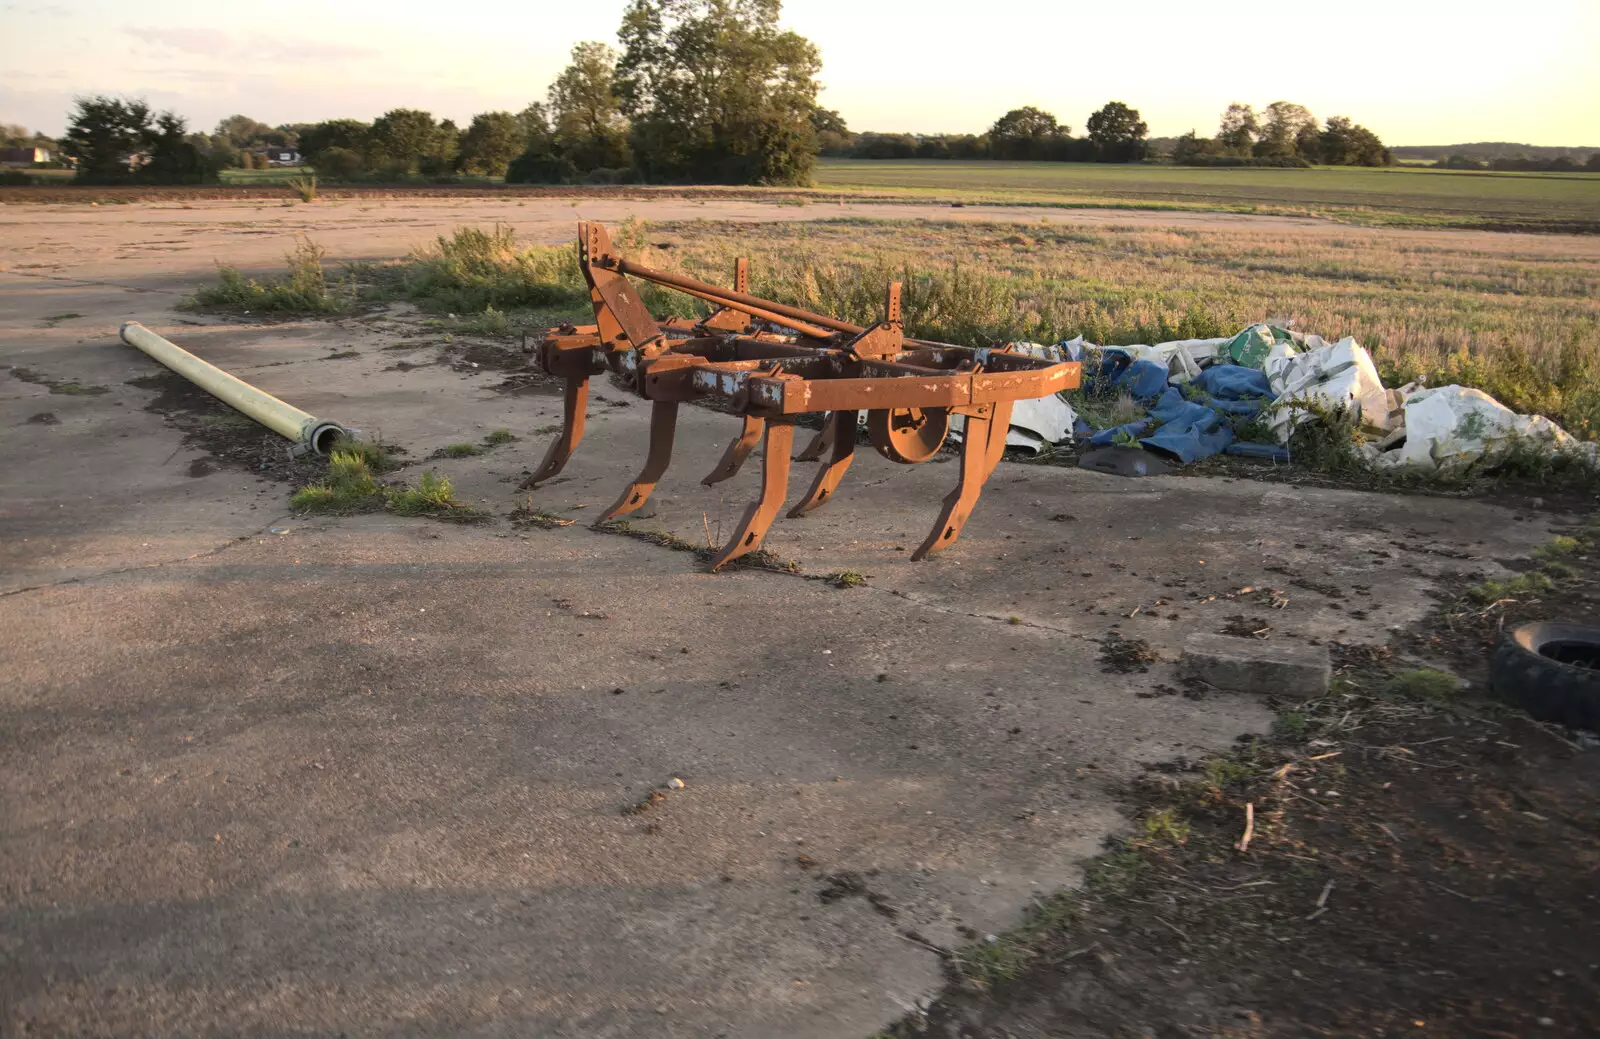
0 200 1567 1038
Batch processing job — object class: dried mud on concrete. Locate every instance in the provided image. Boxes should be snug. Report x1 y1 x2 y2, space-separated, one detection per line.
1 199 1595 1038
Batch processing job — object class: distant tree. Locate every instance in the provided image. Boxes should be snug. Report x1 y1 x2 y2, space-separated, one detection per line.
1318 116 1389 166
1216 102 1257 156
1085 101 1148 162
1588 152 1600 172
615 0 822 185
987 106 1070 160
548 41 632 170
422 118 459 175
315 146 364 179
1170 129 1218 165
457 111 527 176
141 112 217 184
368 108 440 174
299 119 370 165
215 114 274 148
62 96 153 183
810 107 853 153
1257 102 1316 158
1294 121 1324 163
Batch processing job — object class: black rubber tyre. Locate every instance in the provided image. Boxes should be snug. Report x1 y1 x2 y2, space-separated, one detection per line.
1488 621 1600 730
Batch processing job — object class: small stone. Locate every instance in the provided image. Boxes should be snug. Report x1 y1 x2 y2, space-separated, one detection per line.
666 777 685 789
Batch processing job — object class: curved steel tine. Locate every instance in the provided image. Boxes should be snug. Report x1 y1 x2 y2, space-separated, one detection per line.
707 421 794 571
524 374 589 488
787 409 857 518
595 400 679 523
912 405 1005 561
701 413 764 486
795 413 833 462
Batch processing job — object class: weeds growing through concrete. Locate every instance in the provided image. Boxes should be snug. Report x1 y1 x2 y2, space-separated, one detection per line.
189 238 344 314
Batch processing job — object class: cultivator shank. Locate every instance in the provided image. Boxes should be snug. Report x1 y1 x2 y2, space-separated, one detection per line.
531 222 1081 568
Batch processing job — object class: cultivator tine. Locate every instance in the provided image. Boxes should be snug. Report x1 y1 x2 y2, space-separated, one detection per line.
701 413 765 486
526 374 590 487
911 401 1014 561
532 222 1083 571
596 400 679 523
707 421 795 571
795 418 832 462
787 409 857 518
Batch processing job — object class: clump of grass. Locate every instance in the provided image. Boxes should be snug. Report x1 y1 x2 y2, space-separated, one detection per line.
329 434 400 473
189 238 343 314
387 471 485 521
482 428 518 446
826 569 867 588
456 305 512 337
1136 807 1191 846
1535 536 1580 559
290 449 382 513
403 225 587 314
1274 711 1309 738
287 173 318 203
1468 570 1553 604
431 442 483 459
1381 668 1461 702
1202 756 1254 788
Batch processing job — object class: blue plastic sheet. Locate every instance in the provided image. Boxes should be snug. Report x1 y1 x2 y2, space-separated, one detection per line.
1226 441 1292 462
1198 364 1271 400
1139 387 1235 463
1088 419 1151 446
1116 359 1170 400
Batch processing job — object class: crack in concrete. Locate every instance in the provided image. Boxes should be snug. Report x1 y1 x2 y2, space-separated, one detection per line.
0 515 293 599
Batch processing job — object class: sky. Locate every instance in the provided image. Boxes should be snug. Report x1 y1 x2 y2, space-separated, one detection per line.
3 0 1597 146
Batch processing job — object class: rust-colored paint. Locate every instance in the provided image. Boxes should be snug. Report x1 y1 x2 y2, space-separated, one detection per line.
532 222 1082 567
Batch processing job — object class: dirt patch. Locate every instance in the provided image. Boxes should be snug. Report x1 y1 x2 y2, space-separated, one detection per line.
492 370 561 396
8 367 109 396
126 370 324 483
451 341 526 372
1098 632 1159 674
890 524 1600 1039
25 412 59 425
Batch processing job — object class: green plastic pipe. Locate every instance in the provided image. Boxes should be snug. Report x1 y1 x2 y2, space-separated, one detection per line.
120 322 348 455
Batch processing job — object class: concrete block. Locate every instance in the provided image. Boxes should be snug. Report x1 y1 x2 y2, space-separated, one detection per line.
1180 633 1331 695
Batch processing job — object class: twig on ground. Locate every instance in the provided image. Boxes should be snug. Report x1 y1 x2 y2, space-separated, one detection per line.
1235 802 1256 852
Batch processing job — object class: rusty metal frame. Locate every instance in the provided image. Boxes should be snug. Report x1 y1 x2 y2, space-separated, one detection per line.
530 222 1081 569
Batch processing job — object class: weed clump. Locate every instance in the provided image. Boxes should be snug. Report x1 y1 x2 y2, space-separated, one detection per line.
1381 668 1461 702
189 238 344 314
482 428 518 446
404 225 586 314
432 442 483 459
290 449 383 513
387 471 485 521
286 173 318 203
826 569 868 588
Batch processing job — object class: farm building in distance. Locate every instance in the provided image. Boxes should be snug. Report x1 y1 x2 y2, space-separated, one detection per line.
0 145 51 166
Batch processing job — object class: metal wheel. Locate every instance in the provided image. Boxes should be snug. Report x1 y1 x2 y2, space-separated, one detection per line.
867 407 950 464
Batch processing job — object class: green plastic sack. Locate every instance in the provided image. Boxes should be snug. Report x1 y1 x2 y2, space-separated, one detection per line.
1225 324 1293 369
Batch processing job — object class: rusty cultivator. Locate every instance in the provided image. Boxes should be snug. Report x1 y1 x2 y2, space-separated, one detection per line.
529 222 1082 569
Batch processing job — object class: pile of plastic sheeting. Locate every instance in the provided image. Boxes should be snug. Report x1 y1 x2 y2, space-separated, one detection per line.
992 323 1596 471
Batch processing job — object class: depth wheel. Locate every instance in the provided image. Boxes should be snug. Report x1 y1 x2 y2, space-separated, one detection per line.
868 407 950 464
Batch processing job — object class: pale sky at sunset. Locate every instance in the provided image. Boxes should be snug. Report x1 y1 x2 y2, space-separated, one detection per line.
3 0 1596 145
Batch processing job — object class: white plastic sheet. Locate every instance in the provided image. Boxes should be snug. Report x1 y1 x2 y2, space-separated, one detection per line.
1265 338 1394 442
1375 385 1593 471
950 393 1079 455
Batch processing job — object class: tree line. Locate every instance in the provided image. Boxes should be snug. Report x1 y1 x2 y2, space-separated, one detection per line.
819 102 1150 163
1170 102 1390 167
46 1 822 188
22 0 1590 188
